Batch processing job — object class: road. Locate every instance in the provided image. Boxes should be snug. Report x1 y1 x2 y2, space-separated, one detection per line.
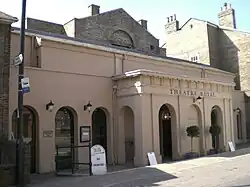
30 153 250 187
220 175 250 187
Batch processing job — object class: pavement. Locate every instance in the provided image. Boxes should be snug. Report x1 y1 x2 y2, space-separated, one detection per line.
28 145 250 187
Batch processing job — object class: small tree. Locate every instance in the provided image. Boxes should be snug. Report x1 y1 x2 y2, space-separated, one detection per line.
186 125 200 153
209 125 221 150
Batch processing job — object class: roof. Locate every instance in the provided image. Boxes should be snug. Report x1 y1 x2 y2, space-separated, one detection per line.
180 18 218 30
77 8 158 40
27 17 66 35
11 27 235 77
0 11 18 23
180 17 250 35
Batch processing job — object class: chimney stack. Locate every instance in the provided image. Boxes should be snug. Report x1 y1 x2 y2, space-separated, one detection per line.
218 2 236 28
88 4 100 16
165 14 179 34
139 19 147 30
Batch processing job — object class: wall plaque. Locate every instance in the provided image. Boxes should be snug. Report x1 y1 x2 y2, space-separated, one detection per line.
80 126 91 143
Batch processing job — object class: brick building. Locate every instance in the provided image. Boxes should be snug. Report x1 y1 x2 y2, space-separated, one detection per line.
165 2 250 144
0 11 18 133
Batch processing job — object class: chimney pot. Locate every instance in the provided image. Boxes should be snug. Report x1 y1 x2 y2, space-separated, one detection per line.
218 2 236 29
170 16 173 21
88 4 100 16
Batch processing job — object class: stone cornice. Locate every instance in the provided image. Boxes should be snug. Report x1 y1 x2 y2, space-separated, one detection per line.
112 69 235 87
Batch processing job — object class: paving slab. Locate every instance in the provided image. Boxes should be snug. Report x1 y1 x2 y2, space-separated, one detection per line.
28 147 250 187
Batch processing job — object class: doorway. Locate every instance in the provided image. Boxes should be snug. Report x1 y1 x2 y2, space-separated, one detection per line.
210 105 223 149
92 108 107 152
159 104 172 161
55 107 75 170
12 106 37 173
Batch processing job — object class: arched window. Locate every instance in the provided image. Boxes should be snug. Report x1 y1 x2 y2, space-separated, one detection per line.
110 30 134 48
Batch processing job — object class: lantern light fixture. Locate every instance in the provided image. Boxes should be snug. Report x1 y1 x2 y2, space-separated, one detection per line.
46 100 54 112
84 101 92 112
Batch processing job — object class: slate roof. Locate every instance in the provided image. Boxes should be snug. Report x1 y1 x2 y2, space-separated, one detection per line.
0 11 18 23
12 26 235 76
180 18 250 35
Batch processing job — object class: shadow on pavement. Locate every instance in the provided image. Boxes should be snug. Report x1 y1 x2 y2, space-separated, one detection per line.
29 167 178 187
207 146 250 158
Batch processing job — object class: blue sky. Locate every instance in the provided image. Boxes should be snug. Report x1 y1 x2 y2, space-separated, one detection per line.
0 0 249 45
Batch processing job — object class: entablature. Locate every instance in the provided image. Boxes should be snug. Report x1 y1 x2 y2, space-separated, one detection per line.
112 69 235 98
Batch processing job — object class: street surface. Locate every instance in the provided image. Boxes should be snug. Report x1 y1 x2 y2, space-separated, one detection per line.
29 152 250 187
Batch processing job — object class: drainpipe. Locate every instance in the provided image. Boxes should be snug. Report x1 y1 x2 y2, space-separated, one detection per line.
150 93 154 152
177 95 181 157
121 54 125 73
30 36 35 67
223 98 227 148
202 97 207 153
111 84 118 165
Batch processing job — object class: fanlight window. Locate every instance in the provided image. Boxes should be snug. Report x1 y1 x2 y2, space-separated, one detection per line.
110 30 134 48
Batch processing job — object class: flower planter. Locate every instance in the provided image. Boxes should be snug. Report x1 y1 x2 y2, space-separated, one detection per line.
184 152 199 160
0 164 16 187
207 149 217 155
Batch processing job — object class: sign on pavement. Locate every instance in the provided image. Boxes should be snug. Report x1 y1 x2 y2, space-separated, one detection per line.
91 145 107 175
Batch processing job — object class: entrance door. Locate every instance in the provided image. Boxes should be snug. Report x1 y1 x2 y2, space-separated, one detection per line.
162 119 172 159
55 107 74 170
159 104 172 161
12 107 37 173
122 106 135 164
92 108 107 152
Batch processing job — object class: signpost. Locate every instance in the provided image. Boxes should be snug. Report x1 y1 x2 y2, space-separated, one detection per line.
17 0 27 186
21 77 30 93
91 145 107 175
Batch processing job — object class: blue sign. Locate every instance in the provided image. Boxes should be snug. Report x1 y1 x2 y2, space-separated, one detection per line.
21 77 30 94
22 87 30 93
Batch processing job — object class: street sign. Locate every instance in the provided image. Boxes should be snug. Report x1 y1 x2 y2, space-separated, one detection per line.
13 54 23 66
91 145 107 175
21 77 30 93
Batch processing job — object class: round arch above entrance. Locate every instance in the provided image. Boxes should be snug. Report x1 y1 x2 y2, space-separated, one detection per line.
91 107 110 154
210 105 224 149
54 106 77 170
158 103 177 161
12 105 39 173
188 104 203 154
119 106 135 165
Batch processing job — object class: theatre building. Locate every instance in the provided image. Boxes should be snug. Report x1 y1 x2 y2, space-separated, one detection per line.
0 5 235 174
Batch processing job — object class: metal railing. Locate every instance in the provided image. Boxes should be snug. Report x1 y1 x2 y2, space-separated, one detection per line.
55 141 92 176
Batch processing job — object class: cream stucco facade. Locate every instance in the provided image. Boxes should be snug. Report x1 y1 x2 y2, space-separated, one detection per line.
7 27 235 173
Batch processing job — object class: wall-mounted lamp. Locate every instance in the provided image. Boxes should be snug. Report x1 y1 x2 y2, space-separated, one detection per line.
193 96 202 104
162 112 171 120
233 107 240 113
84 101 92 112
46 100 54 112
